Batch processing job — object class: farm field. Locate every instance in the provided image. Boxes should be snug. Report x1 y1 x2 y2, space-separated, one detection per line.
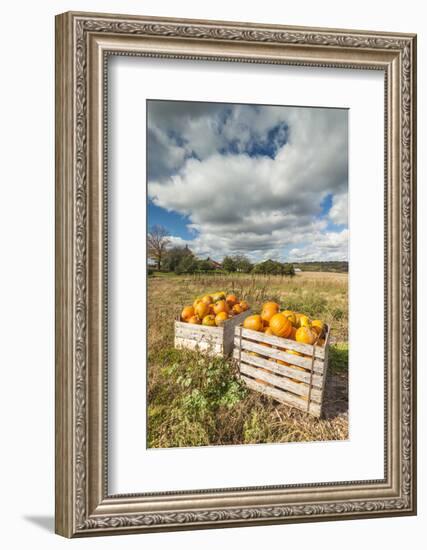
147 272 349 448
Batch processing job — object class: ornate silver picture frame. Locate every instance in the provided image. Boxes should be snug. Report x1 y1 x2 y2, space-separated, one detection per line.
55 11 417 537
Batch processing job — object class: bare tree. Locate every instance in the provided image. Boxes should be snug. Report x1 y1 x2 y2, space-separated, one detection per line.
148 225 170 270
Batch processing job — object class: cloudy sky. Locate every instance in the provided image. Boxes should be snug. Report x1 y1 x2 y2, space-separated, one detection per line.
147 100 348 263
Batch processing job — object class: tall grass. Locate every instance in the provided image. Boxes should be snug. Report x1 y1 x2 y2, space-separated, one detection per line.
147 272 349 448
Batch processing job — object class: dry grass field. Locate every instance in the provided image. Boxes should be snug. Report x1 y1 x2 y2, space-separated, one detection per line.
147 272 348 448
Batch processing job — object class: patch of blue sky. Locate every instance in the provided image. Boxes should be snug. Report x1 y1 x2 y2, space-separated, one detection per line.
319 193 333 216
325 220 347 233
148 201 195 240
317 192 347 233
219 139 241 156
218 122 289 159
166 129 187 148
246 123 289 159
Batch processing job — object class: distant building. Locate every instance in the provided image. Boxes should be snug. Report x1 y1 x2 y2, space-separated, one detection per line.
206 257 223 270
294 267 302 273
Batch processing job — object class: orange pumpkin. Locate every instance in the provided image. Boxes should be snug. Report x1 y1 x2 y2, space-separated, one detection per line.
188 315 201 324
243 314 263 332
282 310 297 326
181 306 195 322
201 294 213 305
311 319 325 335
226 294 238 307
211 291 226 302
264 327 274 336
269 313 292 338
274 358 290 366
295 326 316 345
261 301 280 323
202 314 216 326
288 326 297 340
232 303 243 315
215 311 229 326
193 298 202 309
213 300 229 315
239 300 249 312
299 314 311 328
195 301 210 319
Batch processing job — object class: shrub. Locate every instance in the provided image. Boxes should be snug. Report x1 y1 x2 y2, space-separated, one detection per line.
223 256 237 272
175 255 198 274
147 349 248 448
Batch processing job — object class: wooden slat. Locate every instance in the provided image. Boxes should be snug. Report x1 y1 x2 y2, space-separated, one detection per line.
174 310 253 357
241 376 321 417
175 327 223 344
318 324 331 416
175 320 223 336
240 363 322 402
235 326 326 359
174 337 222 355
234 338 325 374
223 310 252 355
223 329 235 356
233 349 323 388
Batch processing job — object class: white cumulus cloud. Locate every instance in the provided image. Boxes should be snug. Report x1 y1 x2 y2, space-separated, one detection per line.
329 192 348 226
147 101 348 262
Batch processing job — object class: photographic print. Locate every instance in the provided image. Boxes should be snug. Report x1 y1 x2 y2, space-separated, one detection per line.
56 12 416 536
147 99 349 449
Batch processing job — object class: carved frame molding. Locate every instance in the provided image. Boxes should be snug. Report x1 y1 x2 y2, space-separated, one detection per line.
55 12 416 537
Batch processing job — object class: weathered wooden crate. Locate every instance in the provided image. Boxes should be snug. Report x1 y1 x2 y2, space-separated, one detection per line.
174 310 252 357
233 324 331 417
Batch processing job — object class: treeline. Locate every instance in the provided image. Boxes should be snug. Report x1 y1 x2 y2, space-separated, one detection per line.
225 257 295 276
292 261 348 273
161 246 216 274
150 245 295 276
147 225 346 276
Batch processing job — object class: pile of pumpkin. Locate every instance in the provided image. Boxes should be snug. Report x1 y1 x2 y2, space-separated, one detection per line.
242 301 326 346
180 291 250 327
241 303 327 392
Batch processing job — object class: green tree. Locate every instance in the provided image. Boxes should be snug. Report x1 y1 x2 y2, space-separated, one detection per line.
251 262 265 274
175 255 198 274
252 259 286 275
283 263 295 277
197 259 214 272
234 255 253 273
222 256 237 272
163 245 193 272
